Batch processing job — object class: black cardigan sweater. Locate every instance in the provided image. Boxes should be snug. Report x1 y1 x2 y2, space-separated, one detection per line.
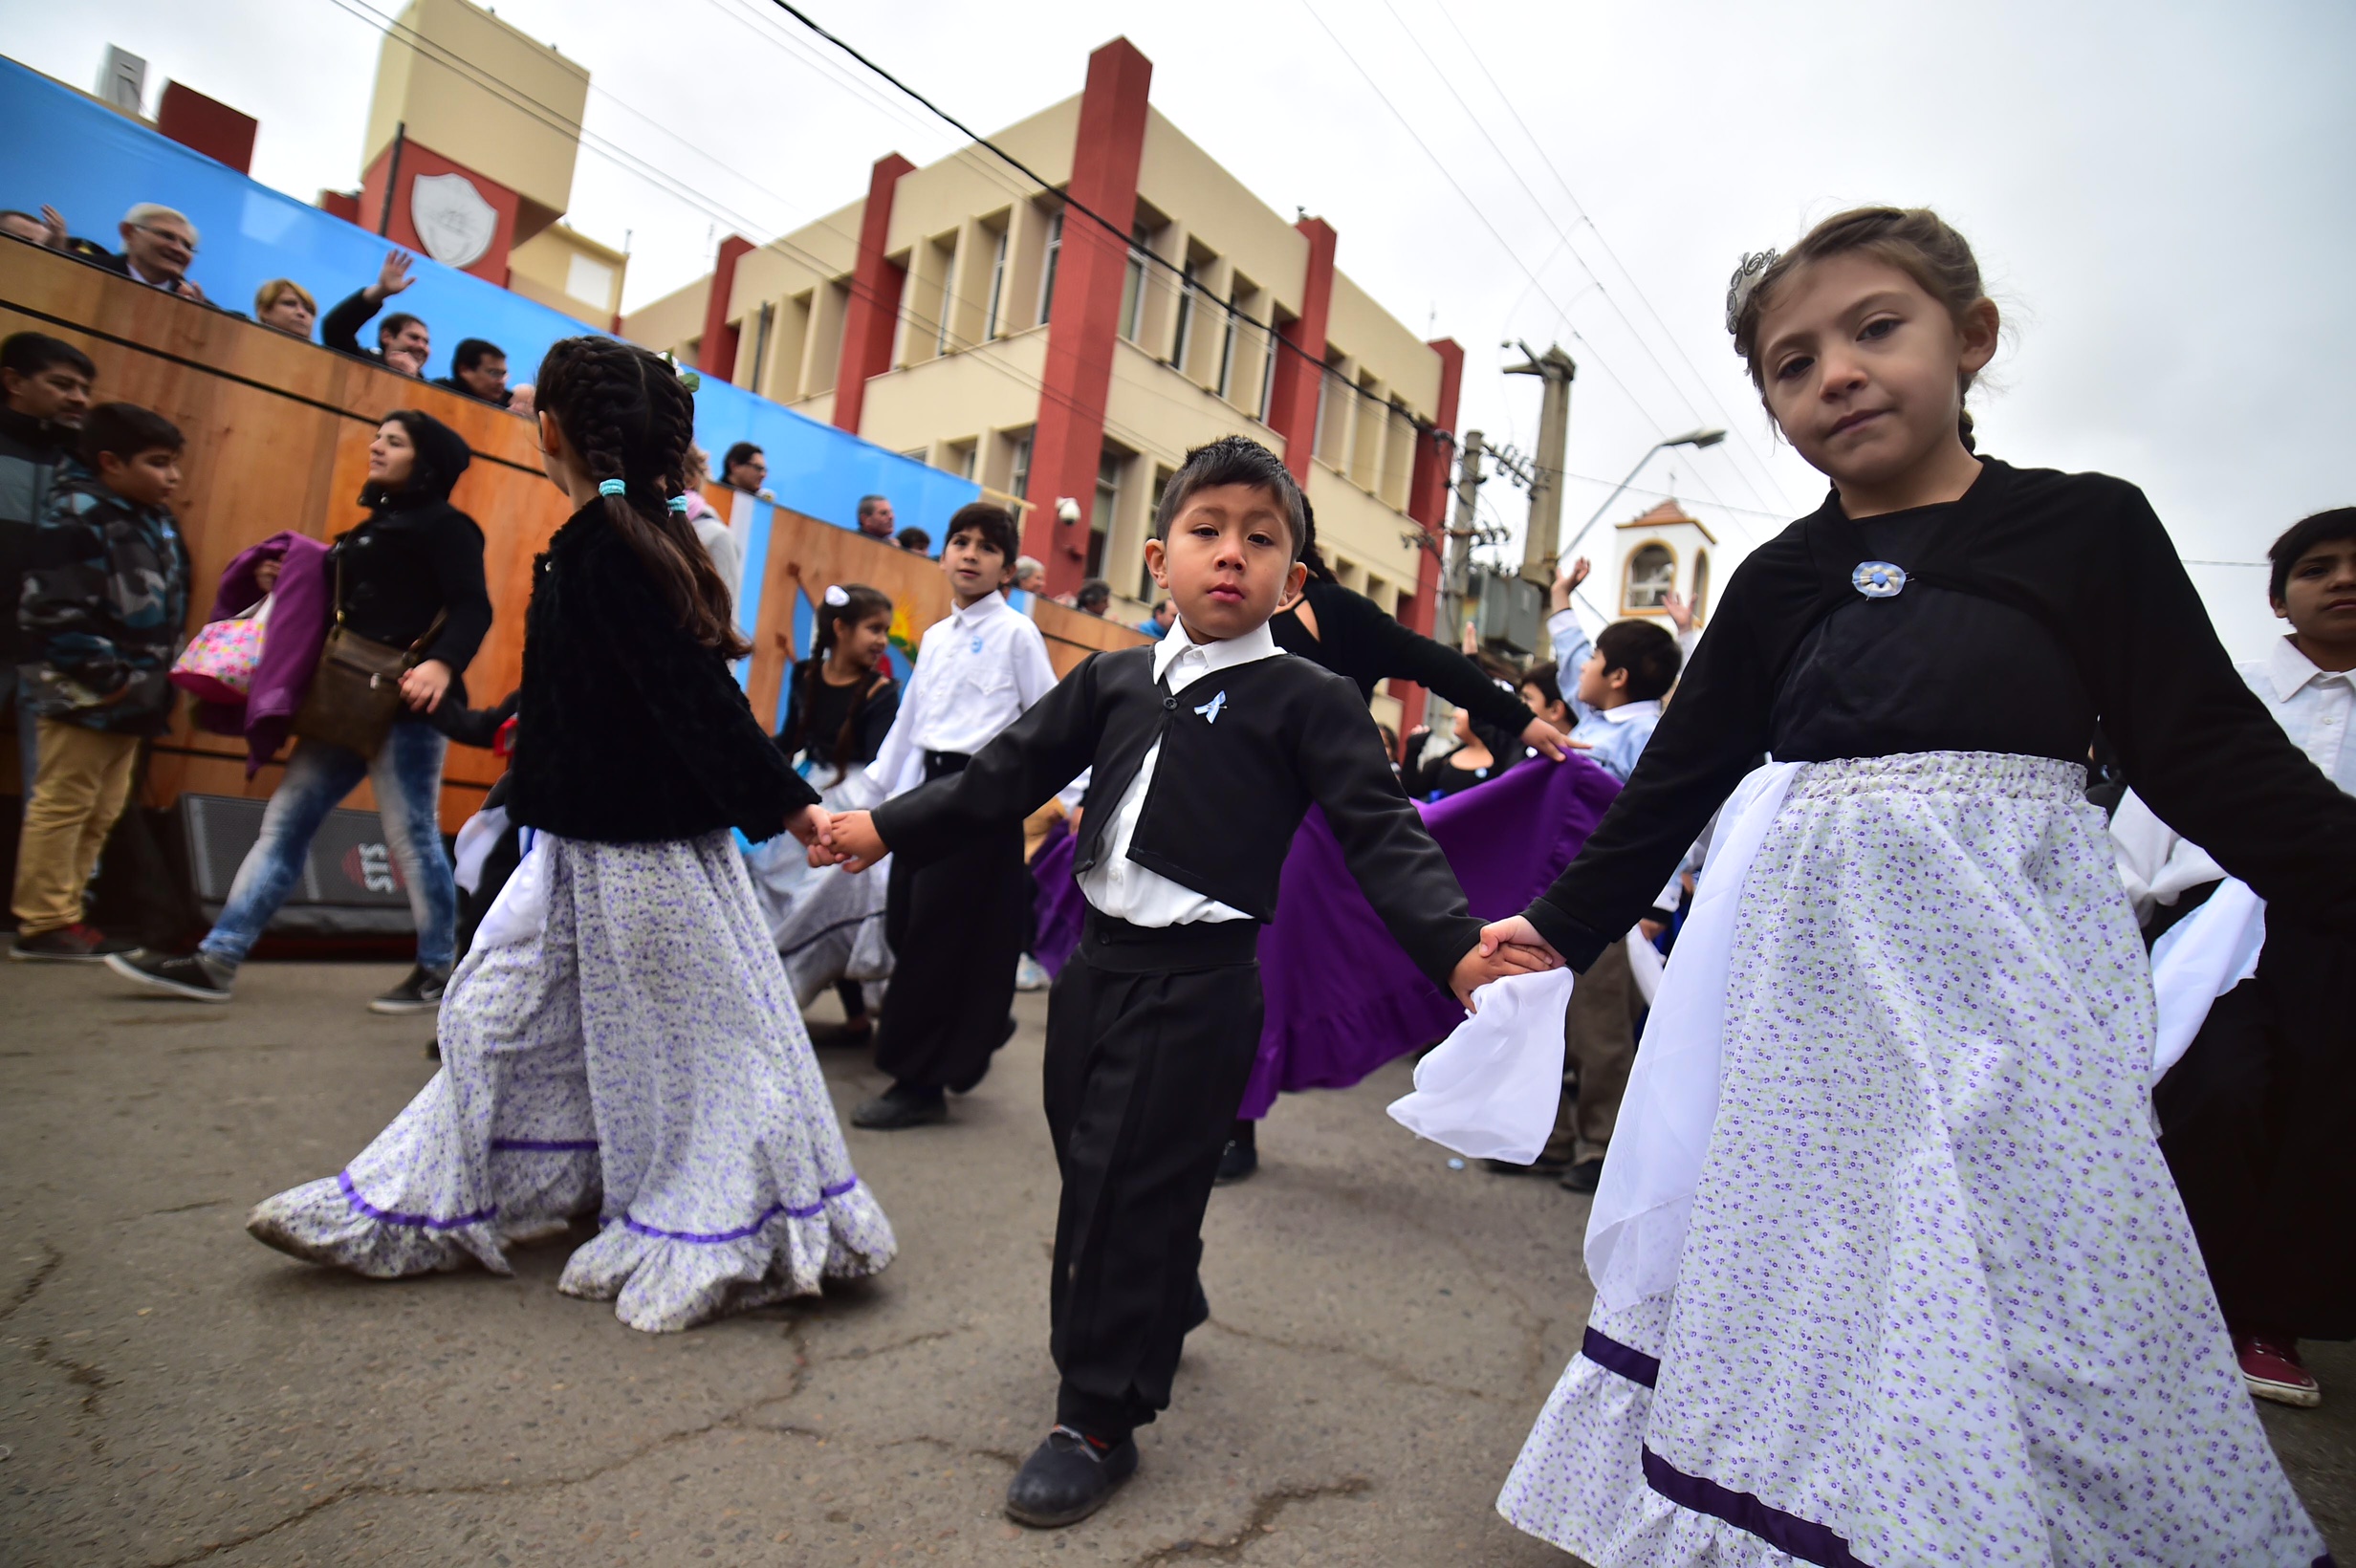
332 492 492 681
1272 579 1533 738
874 642 1480 989
1525 459 2356 969
507 503 818 843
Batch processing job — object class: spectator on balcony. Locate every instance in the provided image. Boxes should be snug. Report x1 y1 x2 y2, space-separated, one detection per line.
895 527 931 555
857 493 895 540
1074 577 1111 618
1137 599 1176 639
252 279 316 339
1013 555 1045 596
322 249 430 377
721 442 773 501
432 338 512 408
0 207 69 250
72 205 207 302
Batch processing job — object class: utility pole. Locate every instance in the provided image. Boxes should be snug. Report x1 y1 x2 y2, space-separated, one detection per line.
1504 342 1577 582
1440 428 1484 647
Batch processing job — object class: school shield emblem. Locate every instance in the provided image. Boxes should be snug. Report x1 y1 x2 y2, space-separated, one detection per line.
408 172 498 269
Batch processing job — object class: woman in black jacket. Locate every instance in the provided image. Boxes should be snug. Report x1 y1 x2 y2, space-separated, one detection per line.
241 337 895 1334
115 408 491 1014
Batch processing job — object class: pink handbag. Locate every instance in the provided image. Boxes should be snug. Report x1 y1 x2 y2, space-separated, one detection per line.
170 598 271 705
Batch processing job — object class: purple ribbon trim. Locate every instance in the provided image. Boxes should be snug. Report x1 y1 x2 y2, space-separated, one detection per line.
338 1169 494 1231
1580 1326 1660 1388
1640 1447 1867 1568
490 1138 599 1152
613 1177 861 1243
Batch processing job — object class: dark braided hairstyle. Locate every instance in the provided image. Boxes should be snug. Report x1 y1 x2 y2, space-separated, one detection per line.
785 582 895 784
533 335 749 657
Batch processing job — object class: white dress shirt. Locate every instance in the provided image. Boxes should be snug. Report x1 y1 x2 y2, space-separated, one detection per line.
865 590 1059 801
2240 636 2355 795
1077 621 1284 926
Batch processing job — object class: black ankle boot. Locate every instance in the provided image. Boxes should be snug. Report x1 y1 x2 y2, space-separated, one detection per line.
850 1082 948 1130
1005 1425 1137 1528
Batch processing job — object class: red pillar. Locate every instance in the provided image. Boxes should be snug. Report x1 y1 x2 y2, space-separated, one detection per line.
1261 217 1338 484
157 82 257 174
1022 38 1153 592
1394 336 1465 740
697 235 754 383
832 153 915 436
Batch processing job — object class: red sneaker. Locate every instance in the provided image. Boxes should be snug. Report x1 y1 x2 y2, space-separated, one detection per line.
2237 1335 2323 1408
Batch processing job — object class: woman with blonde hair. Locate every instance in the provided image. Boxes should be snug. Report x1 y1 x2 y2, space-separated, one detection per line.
252 279 316 338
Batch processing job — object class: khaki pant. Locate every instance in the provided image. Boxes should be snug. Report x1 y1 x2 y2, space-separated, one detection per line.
1542 938 1647 1165
11 718 142 937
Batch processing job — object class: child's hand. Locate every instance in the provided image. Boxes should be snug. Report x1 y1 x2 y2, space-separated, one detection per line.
785 804 831 849
1449 935 1560 1011
824 810 887 873
1478 914 1564 968
1518 716 1589 762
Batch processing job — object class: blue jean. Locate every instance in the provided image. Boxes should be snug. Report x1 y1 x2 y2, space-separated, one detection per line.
201 717 456 970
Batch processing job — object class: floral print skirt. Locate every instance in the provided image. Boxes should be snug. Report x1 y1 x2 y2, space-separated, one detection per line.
247 831 896 1333
1498 752 2325 1566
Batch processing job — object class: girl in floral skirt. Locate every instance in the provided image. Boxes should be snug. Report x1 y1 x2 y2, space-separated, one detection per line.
246 336 893 1332
1477 207 2355 1564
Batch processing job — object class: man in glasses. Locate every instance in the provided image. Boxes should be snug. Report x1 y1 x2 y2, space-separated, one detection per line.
76 205 207 303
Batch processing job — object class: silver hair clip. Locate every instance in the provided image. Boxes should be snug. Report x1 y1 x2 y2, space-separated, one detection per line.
1725 250 1780 337
822 583 851 607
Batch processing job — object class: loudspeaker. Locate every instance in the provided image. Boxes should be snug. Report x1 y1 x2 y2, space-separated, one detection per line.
178 793 418 937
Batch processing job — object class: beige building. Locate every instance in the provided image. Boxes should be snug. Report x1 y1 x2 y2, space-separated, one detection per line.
624 36 1464 733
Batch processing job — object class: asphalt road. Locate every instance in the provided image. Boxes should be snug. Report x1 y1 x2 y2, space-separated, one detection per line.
4 959 2350 1567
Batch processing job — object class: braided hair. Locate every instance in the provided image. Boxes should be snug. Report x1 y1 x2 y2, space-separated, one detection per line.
533 335 748 657
785 582 895 784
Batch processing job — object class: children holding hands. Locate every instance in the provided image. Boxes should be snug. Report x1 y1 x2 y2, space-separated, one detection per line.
819 435 1550 1527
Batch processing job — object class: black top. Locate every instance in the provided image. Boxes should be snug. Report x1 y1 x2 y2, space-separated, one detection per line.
507 502 818 843
1410 750 1502 801
331 492 492 681
320 288 393 365
874 645 1480 989
428 686 519 751
429 374 513 409
1526 459 2356 968
1273 580 1532 738
776 663 900 783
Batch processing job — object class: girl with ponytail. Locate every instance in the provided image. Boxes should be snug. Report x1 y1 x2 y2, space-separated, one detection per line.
246 336 896 1332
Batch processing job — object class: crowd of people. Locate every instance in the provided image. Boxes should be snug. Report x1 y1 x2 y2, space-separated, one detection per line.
6 196 2354 1564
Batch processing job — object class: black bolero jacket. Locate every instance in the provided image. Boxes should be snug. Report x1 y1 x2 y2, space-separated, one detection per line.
506 502 818 843
874 643 1480 989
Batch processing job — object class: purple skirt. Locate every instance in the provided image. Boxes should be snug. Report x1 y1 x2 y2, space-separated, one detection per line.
1030 755 1620 1119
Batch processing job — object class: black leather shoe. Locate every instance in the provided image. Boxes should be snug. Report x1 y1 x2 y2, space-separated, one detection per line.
1484 1154 1575 1178
1004 1426 1138 1528
851 1085 948 1130
1559 1157 1605 1193
1214 1138 1258 1185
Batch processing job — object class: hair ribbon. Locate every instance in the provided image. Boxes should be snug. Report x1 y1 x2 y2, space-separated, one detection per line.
666 494 690 512
598 478 627 497
822 583 851 607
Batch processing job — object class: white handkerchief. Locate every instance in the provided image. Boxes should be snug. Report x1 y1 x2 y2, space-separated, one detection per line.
1386 969 1574 1164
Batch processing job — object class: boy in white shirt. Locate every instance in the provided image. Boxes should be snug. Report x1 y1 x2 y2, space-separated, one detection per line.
852 502 1058 1129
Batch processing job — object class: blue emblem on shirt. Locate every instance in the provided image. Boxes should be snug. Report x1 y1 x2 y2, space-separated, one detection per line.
971 634 985 654
1193 690 1227 725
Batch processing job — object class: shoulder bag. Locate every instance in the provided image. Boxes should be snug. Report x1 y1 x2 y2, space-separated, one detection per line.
291 551 446 758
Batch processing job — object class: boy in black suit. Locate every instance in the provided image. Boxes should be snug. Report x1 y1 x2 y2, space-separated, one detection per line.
820 436 1550 1526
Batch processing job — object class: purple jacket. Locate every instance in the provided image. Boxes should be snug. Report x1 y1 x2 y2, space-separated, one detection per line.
191 533 333 774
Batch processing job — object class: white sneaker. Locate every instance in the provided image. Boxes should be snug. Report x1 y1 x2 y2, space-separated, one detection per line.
1014 955 1050 991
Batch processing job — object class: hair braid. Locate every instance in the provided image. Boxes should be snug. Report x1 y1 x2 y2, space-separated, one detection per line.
534 336 748 656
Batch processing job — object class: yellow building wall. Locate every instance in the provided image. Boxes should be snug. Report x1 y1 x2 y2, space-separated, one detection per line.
507 224 626 323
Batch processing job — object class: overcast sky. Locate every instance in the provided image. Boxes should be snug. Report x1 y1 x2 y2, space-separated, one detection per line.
8 0 2347 656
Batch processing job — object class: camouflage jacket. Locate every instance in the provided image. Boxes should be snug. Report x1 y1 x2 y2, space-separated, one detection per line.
19 463 189 734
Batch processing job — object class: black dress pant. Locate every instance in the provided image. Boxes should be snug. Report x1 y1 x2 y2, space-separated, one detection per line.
1046 912 1262 1440
2156 912 2356 1339
873 752 1027 1093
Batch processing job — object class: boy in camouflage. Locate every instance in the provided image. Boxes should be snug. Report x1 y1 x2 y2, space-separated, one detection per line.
10 403 188 962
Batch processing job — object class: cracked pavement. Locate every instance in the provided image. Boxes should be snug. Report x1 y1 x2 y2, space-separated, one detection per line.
6 961 2353 1566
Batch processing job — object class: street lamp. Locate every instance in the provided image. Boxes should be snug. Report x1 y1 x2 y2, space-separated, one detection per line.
1555 427 1725 565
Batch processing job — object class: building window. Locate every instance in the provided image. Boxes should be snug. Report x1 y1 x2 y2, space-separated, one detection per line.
747 302 774 395
1009 430 1033 503
1120 226 1149 342
984 227 1009 340
1037 208 1063 323
1092 450 1123 577
1624 541 1677 612
1171 259 1197 372
1690 548 1711 621
933 237 956 357
1258 325 1279 422
1216 293 1240 401
1142 467 1173 600
1311 364 1333 460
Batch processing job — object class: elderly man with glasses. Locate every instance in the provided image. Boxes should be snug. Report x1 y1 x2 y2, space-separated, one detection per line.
77 205 207 302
